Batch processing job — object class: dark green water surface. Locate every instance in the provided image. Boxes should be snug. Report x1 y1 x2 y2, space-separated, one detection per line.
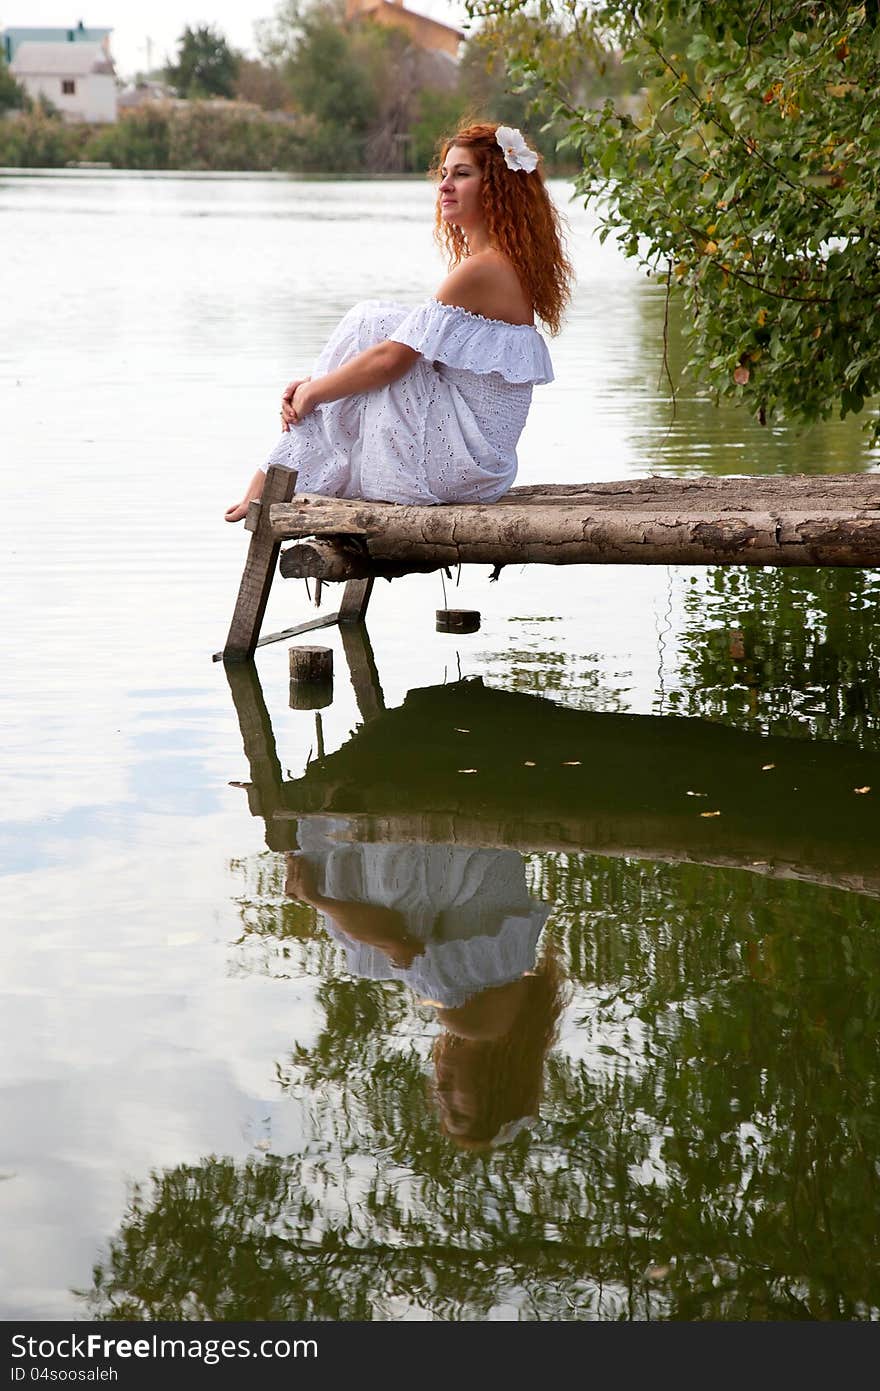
88 596 880 1322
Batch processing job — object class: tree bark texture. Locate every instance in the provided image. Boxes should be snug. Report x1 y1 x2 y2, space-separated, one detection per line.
271 474 880 575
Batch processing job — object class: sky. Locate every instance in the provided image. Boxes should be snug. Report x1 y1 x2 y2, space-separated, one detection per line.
0 0 472 79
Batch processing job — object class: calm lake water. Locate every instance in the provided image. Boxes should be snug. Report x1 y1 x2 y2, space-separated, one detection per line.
1 170 879 1321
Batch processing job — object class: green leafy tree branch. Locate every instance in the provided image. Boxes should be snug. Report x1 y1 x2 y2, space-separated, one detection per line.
468 0 880 441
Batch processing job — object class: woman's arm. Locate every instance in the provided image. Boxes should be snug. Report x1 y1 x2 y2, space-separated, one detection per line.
285 854 424 968
285 340 418 425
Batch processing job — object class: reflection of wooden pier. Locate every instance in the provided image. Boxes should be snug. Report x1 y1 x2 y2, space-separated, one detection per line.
218 466 880 661
226 647 880 900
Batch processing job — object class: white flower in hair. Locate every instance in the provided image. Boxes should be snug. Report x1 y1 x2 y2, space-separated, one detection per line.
495 125 539 173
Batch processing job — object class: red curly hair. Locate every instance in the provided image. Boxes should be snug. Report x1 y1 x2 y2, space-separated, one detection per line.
432 121 574 336
430 944 569 1151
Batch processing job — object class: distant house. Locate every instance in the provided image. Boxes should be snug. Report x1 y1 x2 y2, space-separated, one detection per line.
345 0 463 60
2 21 112 65
10 41 118 123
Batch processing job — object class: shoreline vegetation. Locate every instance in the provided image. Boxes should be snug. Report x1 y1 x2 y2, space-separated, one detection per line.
0 5 638 175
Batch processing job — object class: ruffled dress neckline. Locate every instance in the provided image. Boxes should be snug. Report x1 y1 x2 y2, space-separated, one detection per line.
390 297 554 386
429 296 537 331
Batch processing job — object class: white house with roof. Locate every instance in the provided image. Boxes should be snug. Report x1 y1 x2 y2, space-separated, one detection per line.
10 40 118 123
2 22 112 64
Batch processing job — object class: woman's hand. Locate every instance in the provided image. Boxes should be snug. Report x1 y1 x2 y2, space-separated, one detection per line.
289 380 318 426
280 375 312 431
284 852 318 903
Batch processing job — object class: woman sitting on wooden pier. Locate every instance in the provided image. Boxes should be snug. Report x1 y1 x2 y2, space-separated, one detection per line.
224 121 573 522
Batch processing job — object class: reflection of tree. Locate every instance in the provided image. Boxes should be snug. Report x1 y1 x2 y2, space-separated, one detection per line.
667 567 880 749
628 284 879 477
87 853 880 1321
477 642 630 712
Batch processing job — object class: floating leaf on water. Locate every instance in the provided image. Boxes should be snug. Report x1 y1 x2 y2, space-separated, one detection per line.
701 810 722 817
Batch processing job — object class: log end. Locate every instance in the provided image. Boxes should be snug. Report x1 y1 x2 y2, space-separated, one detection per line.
436 609 481 634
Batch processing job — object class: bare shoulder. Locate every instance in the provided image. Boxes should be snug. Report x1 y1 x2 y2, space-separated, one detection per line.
434 251 533 325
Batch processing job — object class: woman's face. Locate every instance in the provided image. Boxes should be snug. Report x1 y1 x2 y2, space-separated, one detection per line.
438 144 484 234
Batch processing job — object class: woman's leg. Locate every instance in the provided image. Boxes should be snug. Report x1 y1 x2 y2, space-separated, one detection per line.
227 302 411 519
225 467 266 523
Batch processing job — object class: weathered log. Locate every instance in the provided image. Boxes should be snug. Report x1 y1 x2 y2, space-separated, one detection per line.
270 493 880 567
503 475 880 508
281 539 369 581
269 810 880 901
279 538 445 582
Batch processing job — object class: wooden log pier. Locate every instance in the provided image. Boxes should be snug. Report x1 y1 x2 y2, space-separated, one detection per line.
219 467 880 661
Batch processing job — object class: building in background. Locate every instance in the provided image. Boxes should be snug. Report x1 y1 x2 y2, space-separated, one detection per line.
2 21 112 64
345 0 463 59
9 39 118 123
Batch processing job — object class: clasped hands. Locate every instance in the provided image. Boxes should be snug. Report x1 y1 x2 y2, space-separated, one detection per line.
280 375 315 431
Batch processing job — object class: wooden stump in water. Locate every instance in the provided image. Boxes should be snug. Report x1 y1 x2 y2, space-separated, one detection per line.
289 645 333 709
436 609 480 634
289 645 333 681
290 681 333 710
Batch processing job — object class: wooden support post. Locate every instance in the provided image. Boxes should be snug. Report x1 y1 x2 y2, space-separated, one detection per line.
338 576 374 626
222 465 297 663
340 623 386 723
223 659 299 851
223 660 286 826
315 711 325 761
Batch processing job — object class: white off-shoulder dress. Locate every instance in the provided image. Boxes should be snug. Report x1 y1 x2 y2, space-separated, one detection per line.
262 298 554 505
295 818 553 1010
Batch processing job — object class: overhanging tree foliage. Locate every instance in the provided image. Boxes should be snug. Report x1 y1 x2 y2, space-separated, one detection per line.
470 1 880 442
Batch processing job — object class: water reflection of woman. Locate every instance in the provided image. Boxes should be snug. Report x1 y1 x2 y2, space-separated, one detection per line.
285 822 568 1151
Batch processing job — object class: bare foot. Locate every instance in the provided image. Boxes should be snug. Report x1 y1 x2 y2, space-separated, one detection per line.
285 852 319 902
224 468 266 523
